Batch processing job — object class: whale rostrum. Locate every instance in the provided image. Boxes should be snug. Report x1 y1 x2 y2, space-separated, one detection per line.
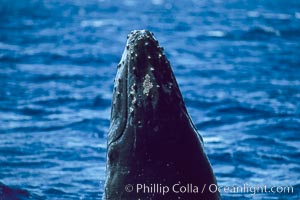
103 30 220 200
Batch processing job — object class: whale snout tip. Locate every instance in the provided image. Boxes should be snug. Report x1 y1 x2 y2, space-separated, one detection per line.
123 29 167 74
126 29 159 48
127 29 154 39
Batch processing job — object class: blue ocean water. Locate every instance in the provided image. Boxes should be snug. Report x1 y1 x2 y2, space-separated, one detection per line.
0 0 299 199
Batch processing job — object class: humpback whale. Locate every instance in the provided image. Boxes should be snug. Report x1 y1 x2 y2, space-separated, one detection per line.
103 30 220 200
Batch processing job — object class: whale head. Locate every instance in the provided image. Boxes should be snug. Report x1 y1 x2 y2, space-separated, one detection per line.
108 30 199 148
104 30 219 200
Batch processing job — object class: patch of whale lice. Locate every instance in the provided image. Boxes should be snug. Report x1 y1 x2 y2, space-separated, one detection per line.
143 74 153 96
145 42 149 46
147 55 151 60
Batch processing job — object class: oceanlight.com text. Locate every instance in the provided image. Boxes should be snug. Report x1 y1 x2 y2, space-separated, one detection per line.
124 183 294 196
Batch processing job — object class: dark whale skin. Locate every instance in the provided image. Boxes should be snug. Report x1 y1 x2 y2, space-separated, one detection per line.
103 30 220 200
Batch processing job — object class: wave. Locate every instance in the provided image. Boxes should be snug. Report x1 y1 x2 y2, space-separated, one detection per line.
227 26 280 41
196 26 282 41
247 11 293 20
196 25 300 42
